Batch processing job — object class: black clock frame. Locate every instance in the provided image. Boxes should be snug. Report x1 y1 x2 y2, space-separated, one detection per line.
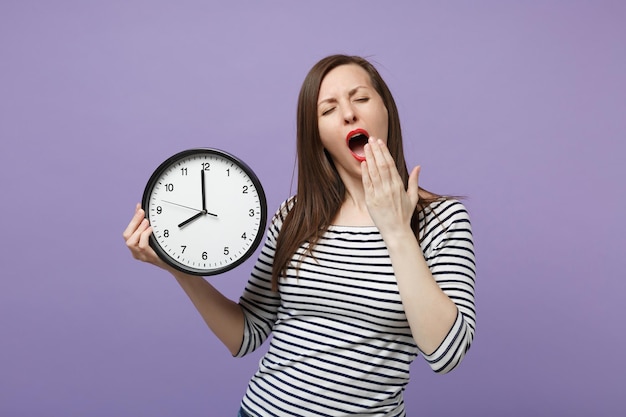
141 148 268 276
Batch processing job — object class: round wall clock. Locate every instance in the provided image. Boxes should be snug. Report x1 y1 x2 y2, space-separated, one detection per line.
141 148 267 276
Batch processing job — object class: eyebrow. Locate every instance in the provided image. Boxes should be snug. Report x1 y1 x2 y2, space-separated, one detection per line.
317 86 368 107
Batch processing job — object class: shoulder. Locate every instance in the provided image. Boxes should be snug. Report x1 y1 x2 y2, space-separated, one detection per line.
422 198 470 225
267 196 296 236
275 196 296 221
419 198 472 249
419 199 476 285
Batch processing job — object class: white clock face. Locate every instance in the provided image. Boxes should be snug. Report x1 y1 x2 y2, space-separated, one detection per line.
142 149 267 275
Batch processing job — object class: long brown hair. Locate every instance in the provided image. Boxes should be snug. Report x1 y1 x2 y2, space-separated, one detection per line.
271 54 443 290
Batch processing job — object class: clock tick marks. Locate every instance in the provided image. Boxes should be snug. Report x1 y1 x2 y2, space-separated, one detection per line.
142 148 267 276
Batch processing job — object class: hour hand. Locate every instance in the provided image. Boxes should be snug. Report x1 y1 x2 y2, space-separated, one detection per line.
178 211 204 228
178 209 217 228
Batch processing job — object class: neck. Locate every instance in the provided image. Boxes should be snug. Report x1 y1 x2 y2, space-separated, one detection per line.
332 171 374 226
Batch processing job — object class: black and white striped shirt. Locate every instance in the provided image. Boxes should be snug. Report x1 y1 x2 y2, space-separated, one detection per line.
237 198 476 416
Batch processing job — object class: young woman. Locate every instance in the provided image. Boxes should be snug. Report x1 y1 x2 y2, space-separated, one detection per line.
124 54 476 417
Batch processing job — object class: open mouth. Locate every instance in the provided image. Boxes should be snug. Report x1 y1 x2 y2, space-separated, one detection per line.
346 129 369 162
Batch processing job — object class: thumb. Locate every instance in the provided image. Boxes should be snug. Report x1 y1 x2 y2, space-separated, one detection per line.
407 165 421 206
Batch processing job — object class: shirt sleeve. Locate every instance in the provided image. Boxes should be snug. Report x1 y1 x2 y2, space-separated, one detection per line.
419 199 477 373
234 200 290 357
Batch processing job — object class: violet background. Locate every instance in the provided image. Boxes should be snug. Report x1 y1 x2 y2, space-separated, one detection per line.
1 1 624 416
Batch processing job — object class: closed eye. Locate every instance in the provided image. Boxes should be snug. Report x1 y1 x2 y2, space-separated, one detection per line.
321 107 335 116
355 97 369 103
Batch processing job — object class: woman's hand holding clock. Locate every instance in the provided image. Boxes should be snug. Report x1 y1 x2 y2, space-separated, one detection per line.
129 148 267 276
123 148 265 360
123 204 171 270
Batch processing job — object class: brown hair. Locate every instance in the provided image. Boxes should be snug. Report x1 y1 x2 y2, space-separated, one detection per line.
271 54 444 290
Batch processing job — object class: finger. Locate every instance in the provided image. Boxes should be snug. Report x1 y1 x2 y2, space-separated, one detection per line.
364 139 384 186
366 137 385 167
376 138 396 169
367 138 395 183
377 139 405 191
138 225 165 266
126 218 150 248
138 224 153 250
407 166 421 207
122 204 146 241
361 160 373 191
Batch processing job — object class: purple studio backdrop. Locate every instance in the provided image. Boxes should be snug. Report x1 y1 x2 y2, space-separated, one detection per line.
1 1 624 416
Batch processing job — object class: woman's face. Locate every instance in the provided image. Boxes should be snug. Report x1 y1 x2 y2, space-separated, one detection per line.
317 64 388 176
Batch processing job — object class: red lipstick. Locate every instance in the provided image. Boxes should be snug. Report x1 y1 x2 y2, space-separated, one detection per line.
346 129 369 162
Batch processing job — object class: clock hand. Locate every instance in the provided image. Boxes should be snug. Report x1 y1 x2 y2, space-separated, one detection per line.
161 200 218 217
161 200 201 212
178 209 218 228
201 169 207 211
164 171 217 229
178 211 204 228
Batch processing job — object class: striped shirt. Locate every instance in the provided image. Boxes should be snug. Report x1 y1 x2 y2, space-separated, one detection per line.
237 198 476 416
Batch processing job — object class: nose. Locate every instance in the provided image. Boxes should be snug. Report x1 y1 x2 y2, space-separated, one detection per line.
342 103 357 124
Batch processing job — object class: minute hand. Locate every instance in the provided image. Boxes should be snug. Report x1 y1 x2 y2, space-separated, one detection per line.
201 169 207 211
